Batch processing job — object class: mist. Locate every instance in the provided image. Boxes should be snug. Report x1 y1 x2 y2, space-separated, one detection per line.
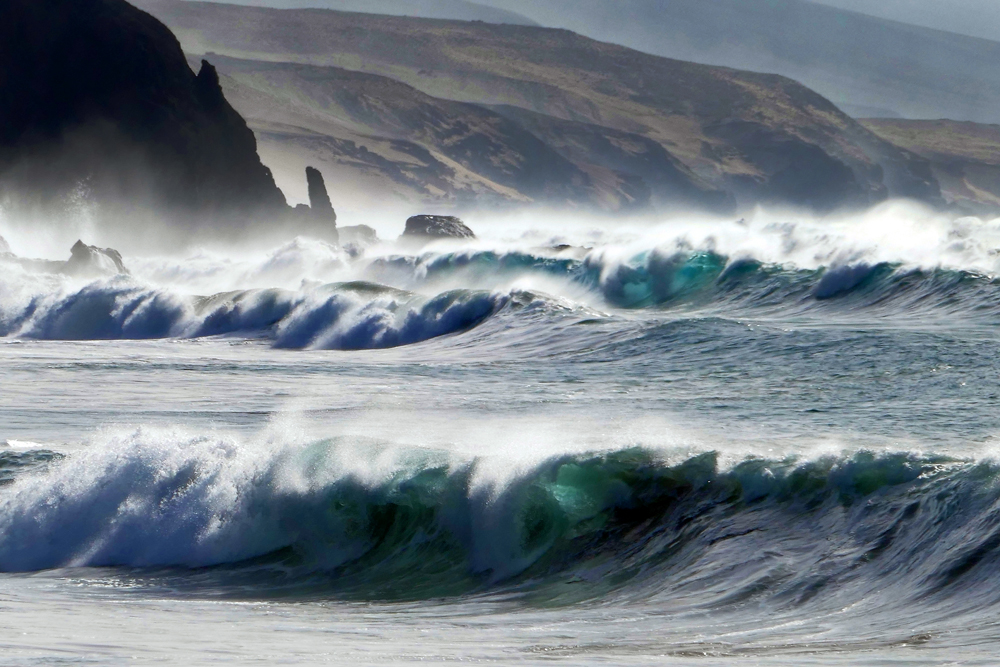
809 0 1000 42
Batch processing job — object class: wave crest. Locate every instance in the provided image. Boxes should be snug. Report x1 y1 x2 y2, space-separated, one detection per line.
0 278 508 350
4 431 1000 606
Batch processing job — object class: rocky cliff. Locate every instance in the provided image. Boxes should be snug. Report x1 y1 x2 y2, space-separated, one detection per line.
0 0 289 231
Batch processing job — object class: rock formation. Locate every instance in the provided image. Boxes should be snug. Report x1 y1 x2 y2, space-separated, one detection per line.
2 239 130 277
306 167 336 220
402 215 476 241
0 235 10 256
291 166 338 243
0 0 288 231
64 240 130 278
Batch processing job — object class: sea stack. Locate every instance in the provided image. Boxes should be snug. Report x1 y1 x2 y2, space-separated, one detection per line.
63 240 130 278
306 167 335 220
303 166 338 243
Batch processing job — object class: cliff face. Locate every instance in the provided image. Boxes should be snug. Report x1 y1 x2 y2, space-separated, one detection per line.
0 0 288 229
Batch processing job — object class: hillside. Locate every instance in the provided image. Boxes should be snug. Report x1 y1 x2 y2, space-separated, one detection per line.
187 0 536 25
132 0 942 213
475 0 1000 124
202 54 729 212
861 119 1000 216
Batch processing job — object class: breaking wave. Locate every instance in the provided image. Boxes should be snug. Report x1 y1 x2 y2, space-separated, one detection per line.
371 247 1000 319
4 429 1000 610
5 250 1000 350
0 279 509 349
7 207 1000 348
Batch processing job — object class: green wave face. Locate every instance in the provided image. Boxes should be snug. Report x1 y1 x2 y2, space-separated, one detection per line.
3 438 996 606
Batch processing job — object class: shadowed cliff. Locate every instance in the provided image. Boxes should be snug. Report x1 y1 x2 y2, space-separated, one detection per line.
0 0 292 235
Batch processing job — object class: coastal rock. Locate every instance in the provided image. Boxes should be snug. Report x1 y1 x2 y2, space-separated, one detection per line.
306 167 336 221
0 0 289 230
288 166 339 243
401 215 476 240
63 240 129 278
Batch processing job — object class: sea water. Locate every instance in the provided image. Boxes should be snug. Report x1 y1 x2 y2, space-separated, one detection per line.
3 203 1000 664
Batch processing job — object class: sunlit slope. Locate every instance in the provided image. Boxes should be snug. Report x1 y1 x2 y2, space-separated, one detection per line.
134 0 941 212
203 54 728 211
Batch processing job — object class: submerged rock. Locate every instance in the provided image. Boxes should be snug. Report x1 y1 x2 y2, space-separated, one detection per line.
64 240 129 278
401 215 476 240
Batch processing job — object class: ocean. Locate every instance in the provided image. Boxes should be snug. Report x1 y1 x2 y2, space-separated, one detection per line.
2 203 1000 665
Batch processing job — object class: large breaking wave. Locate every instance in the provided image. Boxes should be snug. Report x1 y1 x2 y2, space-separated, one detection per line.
3 428 1000 611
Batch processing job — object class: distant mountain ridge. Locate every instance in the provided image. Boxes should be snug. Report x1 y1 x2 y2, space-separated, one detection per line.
199 53 731 212
474 0 1000 124
861 119 1000 216
133 0 944 214
179 0 536 24
809 0 1000 43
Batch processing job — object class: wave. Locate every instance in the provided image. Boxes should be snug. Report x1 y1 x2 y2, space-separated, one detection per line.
367 246 1000 321
4 251 999 351
4 430 1000 607
0 278 512 349
8 210 1000 349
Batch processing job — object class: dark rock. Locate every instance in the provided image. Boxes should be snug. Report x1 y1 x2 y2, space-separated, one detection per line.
286 166 338 243
339 225 379 247
401 215 476 240
0 0 289 230
64 240 129 277
306 166 336 221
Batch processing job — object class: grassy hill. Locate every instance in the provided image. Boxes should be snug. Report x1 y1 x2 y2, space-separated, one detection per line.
202 54 730 211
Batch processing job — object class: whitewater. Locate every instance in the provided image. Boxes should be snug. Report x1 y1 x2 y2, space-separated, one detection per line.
4 201 1000 665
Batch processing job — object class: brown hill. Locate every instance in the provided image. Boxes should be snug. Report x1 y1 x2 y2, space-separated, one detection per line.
131 0 943 213
202 54 729 212
861 119 1000 216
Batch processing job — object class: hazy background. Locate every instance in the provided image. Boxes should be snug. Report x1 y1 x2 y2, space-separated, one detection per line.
810 0 1000 42
196 0 1000 43
178 0 1000 122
